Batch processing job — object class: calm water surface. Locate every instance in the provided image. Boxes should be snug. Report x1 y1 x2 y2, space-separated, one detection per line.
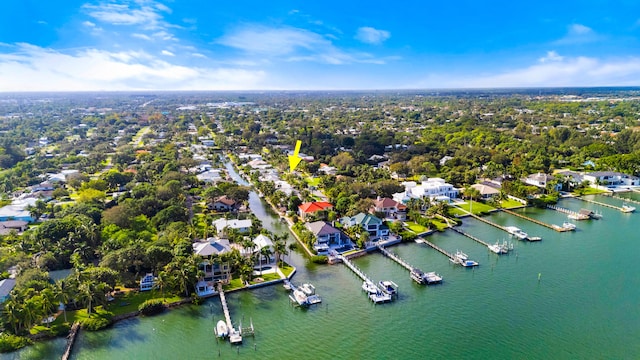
4 182 639 360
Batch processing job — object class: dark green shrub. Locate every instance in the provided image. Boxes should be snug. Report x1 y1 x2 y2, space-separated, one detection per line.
0 334 32 353
138 299 166 315
310 255 328 264
80 315 112 331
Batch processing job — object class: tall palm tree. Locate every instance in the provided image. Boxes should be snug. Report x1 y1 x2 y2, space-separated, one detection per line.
3 298 23 334
273 238 288 268
259 246 273 275
53 280 71 323
154 271 167 300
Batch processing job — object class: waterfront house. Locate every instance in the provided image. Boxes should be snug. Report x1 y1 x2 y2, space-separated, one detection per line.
370 197 407 220
523 172 561 191
339 213 389 241
208 196 239 212
298 201 334 221
139 273 155 291
212 218 252 235
583 171 640 188
393 178 459 204
193 238 232 293
0 278 16 303
305 221 349 255
470 183 500 200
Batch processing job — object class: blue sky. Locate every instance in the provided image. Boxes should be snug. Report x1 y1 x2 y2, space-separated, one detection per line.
1 0 640 91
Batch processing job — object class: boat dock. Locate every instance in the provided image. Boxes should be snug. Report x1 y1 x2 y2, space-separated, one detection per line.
377 244 431 284
336 255 394 303
449 227 489 247
607 194 640 206
418 239 455 262
547 205 590 220
575 196 629 212
217 284 243 344
501 209 571 232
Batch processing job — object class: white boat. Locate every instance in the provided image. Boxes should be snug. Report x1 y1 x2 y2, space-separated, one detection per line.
362 281 378 294
424 271 443 284
378 280 398 296
300 283 316 296
562 222 576 230
488 242 504 254
283 279 291 290
452 250 479 267
504 226 528 240
216 320 228 338
622 204 636 213
290 289 309 306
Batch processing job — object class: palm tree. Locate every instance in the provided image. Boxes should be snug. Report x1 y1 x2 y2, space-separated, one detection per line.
259 246 273 275
40 287 56 327
22 296 44 330
273 237 288 268
53 280 71 323
3 298 23 334
154 271 167 300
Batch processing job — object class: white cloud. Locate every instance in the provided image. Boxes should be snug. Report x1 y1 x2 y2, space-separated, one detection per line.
152 31 176 41
191 53 207 58
82 0 177 34
0 43 266 91
217 25 388 65
355 27 390 45
554 23 602 45
416 54 640 88
83 21 96 27
539 51 564 63
132 33 152 41
161 50 174 56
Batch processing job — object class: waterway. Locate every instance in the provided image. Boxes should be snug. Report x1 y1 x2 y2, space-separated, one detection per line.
4 176 640 359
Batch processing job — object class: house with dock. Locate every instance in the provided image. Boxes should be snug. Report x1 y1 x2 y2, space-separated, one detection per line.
305 221 351 255
193 238 232 295
339 213 389 241
523 172 562 191
583 171 640 189
370 197 407 220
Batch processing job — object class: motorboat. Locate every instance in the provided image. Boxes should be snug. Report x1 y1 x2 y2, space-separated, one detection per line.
504 226 528 240
378 280 398 296
290 289 309 306
362 281 378 294
452 250 478 267
488 242 504 254
300 283 316 296
216 320 228 338
562 222 576 230
622 204 636 213
283 279 291 290
424 271 443 284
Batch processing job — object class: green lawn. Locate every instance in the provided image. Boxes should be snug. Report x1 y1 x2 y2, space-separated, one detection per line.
455 200 496 215
574 187 608 195
250 272 280 284
279 264 295 277
305 177 321 187
405 222 428 233
223 278 245 291
501 199 525 208
430 219 450 231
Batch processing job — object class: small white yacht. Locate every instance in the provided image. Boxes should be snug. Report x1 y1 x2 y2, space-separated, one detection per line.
505 226 528 240
362 281 378 294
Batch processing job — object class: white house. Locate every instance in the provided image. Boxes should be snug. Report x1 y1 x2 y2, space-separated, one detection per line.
213 218 252 234
140 273 155 291
523 172 561 190
0 198 37 223
583 171 640 188
193 238 232 295
393 178 459 203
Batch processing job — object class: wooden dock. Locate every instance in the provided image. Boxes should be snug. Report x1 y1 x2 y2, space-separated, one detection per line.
501 209 571 232
449 227 489 247
217 284 242 344
61 322 80 360
419 239 455 262
607 193 640 205
336 255 393 303
377 245 428 284
575 196 633 212
547 205 590 220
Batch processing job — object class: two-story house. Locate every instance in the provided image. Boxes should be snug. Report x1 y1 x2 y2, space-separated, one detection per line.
340 213 389 241
193 238 233 295
305 221 348 255
370 197 407 220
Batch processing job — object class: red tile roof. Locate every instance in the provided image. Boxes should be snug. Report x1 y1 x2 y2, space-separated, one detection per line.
373 197 406 210
298 201 334 213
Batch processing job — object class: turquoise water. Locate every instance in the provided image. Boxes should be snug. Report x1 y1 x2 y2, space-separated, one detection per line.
4 187 640 359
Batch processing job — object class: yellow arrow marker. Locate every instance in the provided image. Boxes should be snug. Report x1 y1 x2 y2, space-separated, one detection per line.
288 140 302 172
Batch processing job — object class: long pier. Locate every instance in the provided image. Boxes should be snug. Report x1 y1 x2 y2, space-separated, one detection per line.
419 239 455 261
336 255 374 284
377 245 427 284
217 284 242 344
606 193 640 205
466 212 508 232
547 205 589 219
336 255 395 303
449 227 489 247
501 209 570 232
575 196 628 212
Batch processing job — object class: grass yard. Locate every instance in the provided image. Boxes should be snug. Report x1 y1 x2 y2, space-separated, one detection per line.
305 177 321 187
455 200 496 215
223 278 245 291
405 222 428 234
279 264 295 277
430 219 450 231
575 187 608 195
501 199 525 208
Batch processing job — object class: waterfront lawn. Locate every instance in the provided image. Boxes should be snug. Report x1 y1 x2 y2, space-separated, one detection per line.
455 200 495 215
279 264 295 278
405 222 428 234
574 187 607 195
105 291 182 316
430 219 450 231
47 306 114 329
250 273 280 284
223 278 245 291
501 199 524 208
